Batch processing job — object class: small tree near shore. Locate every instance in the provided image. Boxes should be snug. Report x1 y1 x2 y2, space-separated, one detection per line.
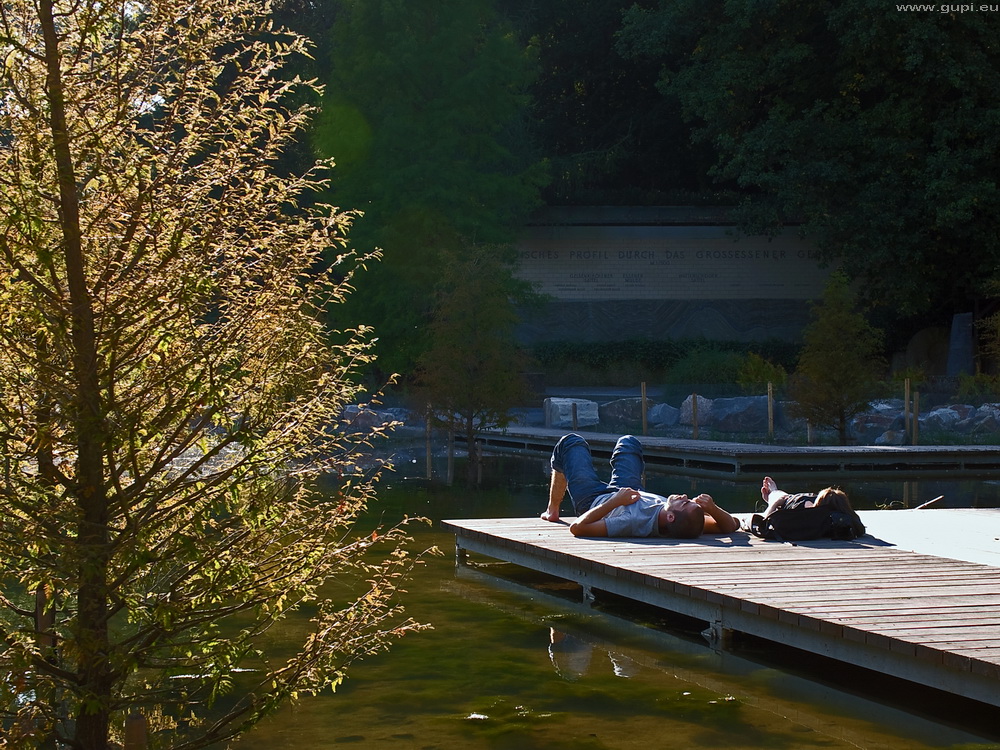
0 1 425 747
416 246 532 486
788 272 886 443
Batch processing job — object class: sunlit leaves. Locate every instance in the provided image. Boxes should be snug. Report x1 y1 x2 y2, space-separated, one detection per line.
0 0 421 746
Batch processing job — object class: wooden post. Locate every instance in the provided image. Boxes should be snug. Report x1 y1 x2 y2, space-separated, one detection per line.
124 713 148 750
425 405 433 481
446 425 454 486
912 391 920 445
904 378 911 436
572 401 578 430
692 393 699 440
641 381 648 436
476 440 483 486
767 382 774 440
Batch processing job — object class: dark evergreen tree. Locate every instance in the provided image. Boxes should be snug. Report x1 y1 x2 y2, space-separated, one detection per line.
788 273 886 443
416 245 533 486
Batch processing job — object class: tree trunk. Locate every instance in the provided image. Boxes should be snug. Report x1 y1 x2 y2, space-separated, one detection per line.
40 2 112 746
465 416 477 488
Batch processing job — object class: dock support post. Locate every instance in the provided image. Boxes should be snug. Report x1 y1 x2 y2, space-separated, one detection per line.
767 382 774 441
447 426 454 486
582 585 595 605
641 381 648 436
425 405 433 480
702 614 734 650
455 543 468 567
904 378 911 438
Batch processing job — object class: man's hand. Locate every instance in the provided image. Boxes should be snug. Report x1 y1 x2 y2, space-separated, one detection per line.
542 470 568 522
611 487 640 506
693 494 717 513
694 493 740 534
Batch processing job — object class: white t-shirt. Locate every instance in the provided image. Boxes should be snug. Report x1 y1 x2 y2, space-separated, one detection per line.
602 492 665 537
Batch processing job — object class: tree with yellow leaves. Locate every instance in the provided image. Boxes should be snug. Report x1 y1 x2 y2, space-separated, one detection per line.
0 0 424 746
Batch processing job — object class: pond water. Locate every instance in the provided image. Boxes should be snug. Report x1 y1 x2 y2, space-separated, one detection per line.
234 446 1000 750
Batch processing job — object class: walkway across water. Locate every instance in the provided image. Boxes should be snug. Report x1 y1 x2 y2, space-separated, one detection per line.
466 426 1000 478
442 508 1000 709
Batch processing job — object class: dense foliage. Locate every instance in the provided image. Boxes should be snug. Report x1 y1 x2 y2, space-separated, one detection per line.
286 0 1000 379
310 0 547 377
530 338 800 378
0 1 423 746
618 0 1000 319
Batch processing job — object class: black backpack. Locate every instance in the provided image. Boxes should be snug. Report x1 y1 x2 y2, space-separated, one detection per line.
749 498 864 542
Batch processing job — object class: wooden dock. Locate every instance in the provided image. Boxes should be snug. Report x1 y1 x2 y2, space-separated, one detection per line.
467 426 1000 478
442 508 1000 708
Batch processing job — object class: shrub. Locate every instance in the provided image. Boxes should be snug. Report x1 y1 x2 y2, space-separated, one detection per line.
665 346 745 385
737 352 788 394
957 372 1000 401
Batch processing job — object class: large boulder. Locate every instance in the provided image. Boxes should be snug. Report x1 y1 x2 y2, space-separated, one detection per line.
968 403 1000 434
870 399 905 415
947 403 978 420
648 402 680 427
544 398 599 429
710 396 774 433
923 406 963 431
384 406 421 427
875 429 907 446
599 398 652 426
850 412 900 443
341 404 392 433
679 394 713 426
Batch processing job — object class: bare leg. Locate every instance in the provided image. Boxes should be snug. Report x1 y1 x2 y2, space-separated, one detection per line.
542 470 567 522
761 476 791 516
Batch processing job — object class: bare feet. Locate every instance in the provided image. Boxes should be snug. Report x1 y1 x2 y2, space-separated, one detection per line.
761 476 778 503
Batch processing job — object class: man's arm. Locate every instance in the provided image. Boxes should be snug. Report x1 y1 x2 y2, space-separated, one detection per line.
541 470 568 522
569 488 639 537
694 494 740 534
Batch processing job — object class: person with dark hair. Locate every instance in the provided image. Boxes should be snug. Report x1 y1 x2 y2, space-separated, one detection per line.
761 476 851 515
540 434 739 538
758 476 866 538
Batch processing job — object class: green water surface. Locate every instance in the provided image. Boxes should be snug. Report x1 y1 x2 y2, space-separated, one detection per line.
233 448 1000 750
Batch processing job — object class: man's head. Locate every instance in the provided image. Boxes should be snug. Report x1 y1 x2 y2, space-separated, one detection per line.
657 495 705 538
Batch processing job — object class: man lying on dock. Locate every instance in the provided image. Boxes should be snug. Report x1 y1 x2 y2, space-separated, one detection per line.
540 434 740 538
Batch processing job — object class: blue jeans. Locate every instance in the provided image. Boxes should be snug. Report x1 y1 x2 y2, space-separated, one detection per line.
550 434 645 515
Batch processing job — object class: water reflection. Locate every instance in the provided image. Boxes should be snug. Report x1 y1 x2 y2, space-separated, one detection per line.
232 445 1000 750
548 628 639 681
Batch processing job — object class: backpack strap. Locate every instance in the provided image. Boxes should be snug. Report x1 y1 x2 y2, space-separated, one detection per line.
749 513 785 542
